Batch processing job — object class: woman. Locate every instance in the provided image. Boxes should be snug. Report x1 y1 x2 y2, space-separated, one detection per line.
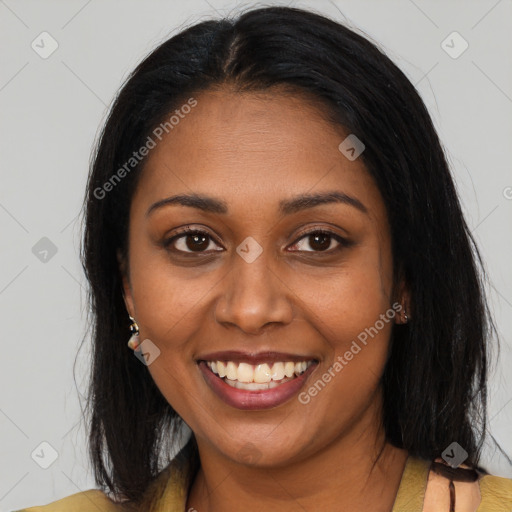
16 5 512 512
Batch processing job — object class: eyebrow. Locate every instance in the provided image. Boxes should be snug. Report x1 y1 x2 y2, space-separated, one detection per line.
146 191 368 217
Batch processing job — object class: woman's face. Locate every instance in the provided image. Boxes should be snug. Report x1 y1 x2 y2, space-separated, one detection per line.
121 88 404 467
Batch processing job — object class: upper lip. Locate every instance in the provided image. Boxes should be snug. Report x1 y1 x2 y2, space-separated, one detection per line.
197 351 318 365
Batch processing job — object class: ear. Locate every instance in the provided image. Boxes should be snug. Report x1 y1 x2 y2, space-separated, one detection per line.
117 249 135 318
394 277 411 325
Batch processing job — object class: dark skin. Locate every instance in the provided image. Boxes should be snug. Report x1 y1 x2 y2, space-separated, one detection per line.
120 87 410 511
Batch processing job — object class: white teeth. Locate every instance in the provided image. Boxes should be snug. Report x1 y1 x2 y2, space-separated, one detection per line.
205 359 314 386
254 363 272 383
226 361 238 380
224 376 295 390
270 362 285 380
217 361 226 378
237 362 254 383
225 379 273 390
284 361 295 377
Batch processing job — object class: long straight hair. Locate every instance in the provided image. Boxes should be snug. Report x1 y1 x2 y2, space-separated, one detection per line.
81 6 493 508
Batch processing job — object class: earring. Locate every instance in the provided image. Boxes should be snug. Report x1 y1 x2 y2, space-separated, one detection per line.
403 310 409 323
127 315 140 350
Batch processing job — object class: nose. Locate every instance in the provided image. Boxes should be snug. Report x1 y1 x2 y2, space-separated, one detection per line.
214 249 294 335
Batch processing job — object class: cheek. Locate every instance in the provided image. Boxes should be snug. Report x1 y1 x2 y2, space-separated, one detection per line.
128 240 218 345
126 244 214 413
307 244 393 347
297 247 393 411
294 307 392 452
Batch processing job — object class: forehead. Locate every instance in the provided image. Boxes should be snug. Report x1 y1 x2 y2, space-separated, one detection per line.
132 88 384 221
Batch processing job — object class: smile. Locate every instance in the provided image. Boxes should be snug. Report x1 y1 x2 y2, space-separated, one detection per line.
198 356 318 410
206 360 314 390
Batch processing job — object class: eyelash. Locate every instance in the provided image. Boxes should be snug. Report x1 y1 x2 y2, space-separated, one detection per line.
163 226 350 255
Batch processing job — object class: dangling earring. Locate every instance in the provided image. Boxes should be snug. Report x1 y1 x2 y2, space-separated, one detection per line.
403 309 409 323
127 315 140 350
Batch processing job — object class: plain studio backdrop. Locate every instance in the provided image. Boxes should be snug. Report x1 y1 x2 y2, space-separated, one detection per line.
0 0 511 510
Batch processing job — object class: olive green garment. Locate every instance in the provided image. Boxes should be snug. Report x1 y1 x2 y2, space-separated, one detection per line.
14 453 512 511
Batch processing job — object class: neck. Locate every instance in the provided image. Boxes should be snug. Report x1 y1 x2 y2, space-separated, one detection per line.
186 402 408 511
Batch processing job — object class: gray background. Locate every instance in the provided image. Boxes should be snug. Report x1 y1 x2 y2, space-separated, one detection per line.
1 0 511 509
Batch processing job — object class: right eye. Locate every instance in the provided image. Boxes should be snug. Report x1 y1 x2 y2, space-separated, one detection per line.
164 227 224 254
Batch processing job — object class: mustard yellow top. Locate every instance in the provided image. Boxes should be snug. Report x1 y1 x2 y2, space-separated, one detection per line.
14 454 512 511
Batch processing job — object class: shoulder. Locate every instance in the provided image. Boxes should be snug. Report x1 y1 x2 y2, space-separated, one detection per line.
423 458 512 512
13 488 126 512
478 472 512 510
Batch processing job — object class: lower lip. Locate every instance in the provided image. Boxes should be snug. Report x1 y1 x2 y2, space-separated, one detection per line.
198 361 317 410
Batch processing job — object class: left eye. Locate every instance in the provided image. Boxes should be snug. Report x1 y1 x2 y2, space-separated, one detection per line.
289 230 346 252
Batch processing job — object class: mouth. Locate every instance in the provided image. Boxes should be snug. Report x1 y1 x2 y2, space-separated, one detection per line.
197 352 319 410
